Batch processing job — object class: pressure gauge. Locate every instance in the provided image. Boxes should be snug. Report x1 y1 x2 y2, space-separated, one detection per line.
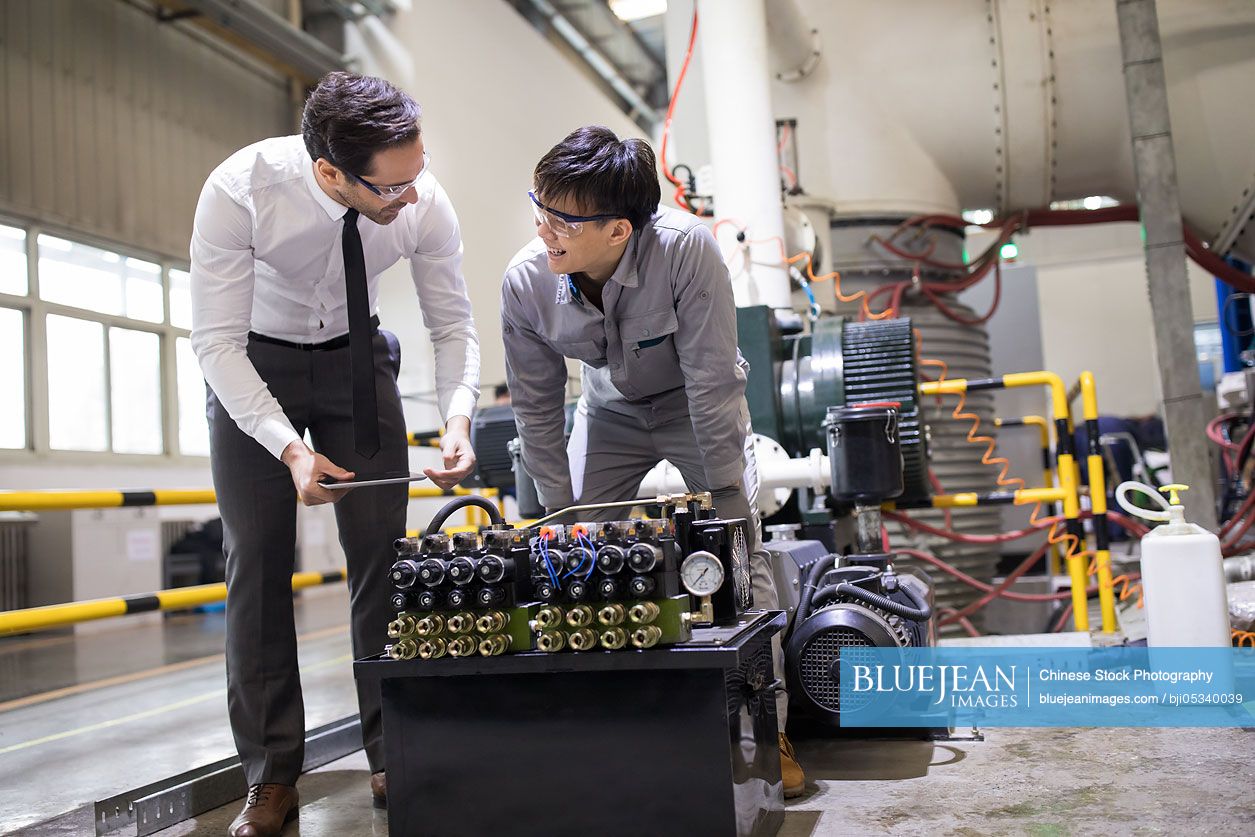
680 551 725 597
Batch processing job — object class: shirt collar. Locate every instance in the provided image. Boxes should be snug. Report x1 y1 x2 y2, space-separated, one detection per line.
607 235 639 288
301 155 351 221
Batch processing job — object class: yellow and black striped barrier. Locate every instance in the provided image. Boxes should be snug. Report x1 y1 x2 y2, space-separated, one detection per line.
996 414 1065 576
408 430 442 448
0 569 346 636
921 370 1093 631
1077 371 1117 632
0 485 498 512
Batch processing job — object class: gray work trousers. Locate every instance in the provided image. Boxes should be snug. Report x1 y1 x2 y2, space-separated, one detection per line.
567 397 788 723
207 331 408 785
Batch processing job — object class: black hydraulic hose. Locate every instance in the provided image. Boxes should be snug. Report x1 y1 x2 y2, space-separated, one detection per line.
812 582 933 622
795 554 838 624
422 496 506 537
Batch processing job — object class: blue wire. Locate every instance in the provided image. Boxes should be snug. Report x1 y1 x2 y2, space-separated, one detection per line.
579 533 597 579
539 536 559 588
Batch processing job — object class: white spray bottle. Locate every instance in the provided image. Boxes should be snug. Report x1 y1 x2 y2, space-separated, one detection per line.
1115 482 1231 647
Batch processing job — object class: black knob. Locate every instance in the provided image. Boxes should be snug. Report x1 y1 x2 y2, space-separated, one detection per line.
534 581 558 602
477 586 505 607
415 589 441 610
564 579 589 602
565 546 594 574
390 559 421 589
477 555 507 584
627 543 661 573
598 578 621 599
390 591 413 611
446 588 469 608
596 545 626 575
417 558 446 586
628 575 656 597
448 556 477 585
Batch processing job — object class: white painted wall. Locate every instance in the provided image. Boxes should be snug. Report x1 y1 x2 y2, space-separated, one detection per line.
970 222 1220 416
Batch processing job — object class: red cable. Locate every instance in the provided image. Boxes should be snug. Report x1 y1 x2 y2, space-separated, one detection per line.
938 538 1053 625
659 8 699 212
894 548 1092 602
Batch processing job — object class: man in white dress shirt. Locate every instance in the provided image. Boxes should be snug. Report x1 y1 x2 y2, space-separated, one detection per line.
190 72 480 836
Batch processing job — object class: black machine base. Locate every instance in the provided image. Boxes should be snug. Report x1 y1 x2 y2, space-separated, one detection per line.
355 611 787 837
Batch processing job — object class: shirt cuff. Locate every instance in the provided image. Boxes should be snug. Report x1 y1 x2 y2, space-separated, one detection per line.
444 387 479 427
704 459 746 492
258 416 303 461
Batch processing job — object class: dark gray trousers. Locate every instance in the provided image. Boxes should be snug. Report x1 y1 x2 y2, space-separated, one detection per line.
207 331 408 785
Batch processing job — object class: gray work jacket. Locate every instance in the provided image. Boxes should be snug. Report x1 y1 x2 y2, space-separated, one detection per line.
500 207 749 509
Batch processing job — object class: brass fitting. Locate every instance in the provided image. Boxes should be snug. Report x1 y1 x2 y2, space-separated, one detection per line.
417 637 448 660
627 601 660 624
599 627 627 650
388 638 418 660
415 614 445 637
387 614 417 638
445 612 475 634
476 610 508 633
536 630 566 652
630 625 663 649
567 628 598 651
447 635 478 658
535 606 564 629
478 634 509 657
565 605 594 628
597 603 626 627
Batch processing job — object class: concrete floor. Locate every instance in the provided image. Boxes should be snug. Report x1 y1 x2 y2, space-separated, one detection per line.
3 593 1254 836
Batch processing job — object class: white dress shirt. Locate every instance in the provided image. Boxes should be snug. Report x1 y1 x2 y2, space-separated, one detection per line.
190 135 480 460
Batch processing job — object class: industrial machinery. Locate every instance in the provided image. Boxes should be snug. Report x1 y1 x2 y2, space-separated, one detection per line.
383 493 754 660
770 403 936 729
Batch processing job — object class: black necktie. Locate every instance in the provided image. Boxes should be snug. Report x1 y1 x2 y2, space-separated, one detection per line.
341 208 380 458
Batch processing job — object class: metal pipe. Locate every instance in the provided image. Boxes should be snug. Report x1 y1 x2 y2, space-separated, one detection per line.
531 492 712 526
0 569 346 636
698 0 791 308
526 0 661 126
1114 0 1217 530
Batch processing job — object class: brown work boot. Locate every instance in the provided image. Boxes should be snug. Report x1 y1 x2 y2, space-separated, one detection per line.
227 783 298 837
779 733 806 799
370 771 387 809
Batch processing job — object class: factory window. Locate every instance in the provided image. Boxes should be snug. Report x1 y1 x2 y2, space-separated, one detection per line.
46 314 109 452
0 218 208 459
109 328 164 454
168 268 193 330
176 337 210 457
0 307 25 448
0 224 27 296
38 235 165 323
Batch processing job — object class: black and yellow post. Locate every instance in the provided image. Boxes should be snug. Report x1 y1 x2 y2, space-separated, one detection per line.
921 370 1091 630
1079 371 1117 632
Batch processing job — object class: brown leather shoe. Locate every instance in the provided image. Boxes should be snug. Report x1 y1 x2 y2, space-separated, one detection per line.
228 783 298 837
779 733 806 799
370 771 386 809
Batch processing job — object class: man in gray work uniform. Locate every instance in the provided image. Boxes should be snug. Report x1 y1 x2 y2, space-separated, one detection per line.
500 126 804 796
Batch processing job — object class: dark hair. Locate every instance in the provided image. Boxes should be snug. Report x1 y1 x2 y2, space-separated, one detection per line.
534 126 661 231
493 383 510 399
302 71 421 176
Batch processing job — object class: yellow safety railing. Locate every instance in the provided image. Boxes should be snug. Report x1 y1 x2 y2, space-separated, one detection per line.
0 485 498 512
0 569 346 636
995 414 1065 576
920 370 1101 633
